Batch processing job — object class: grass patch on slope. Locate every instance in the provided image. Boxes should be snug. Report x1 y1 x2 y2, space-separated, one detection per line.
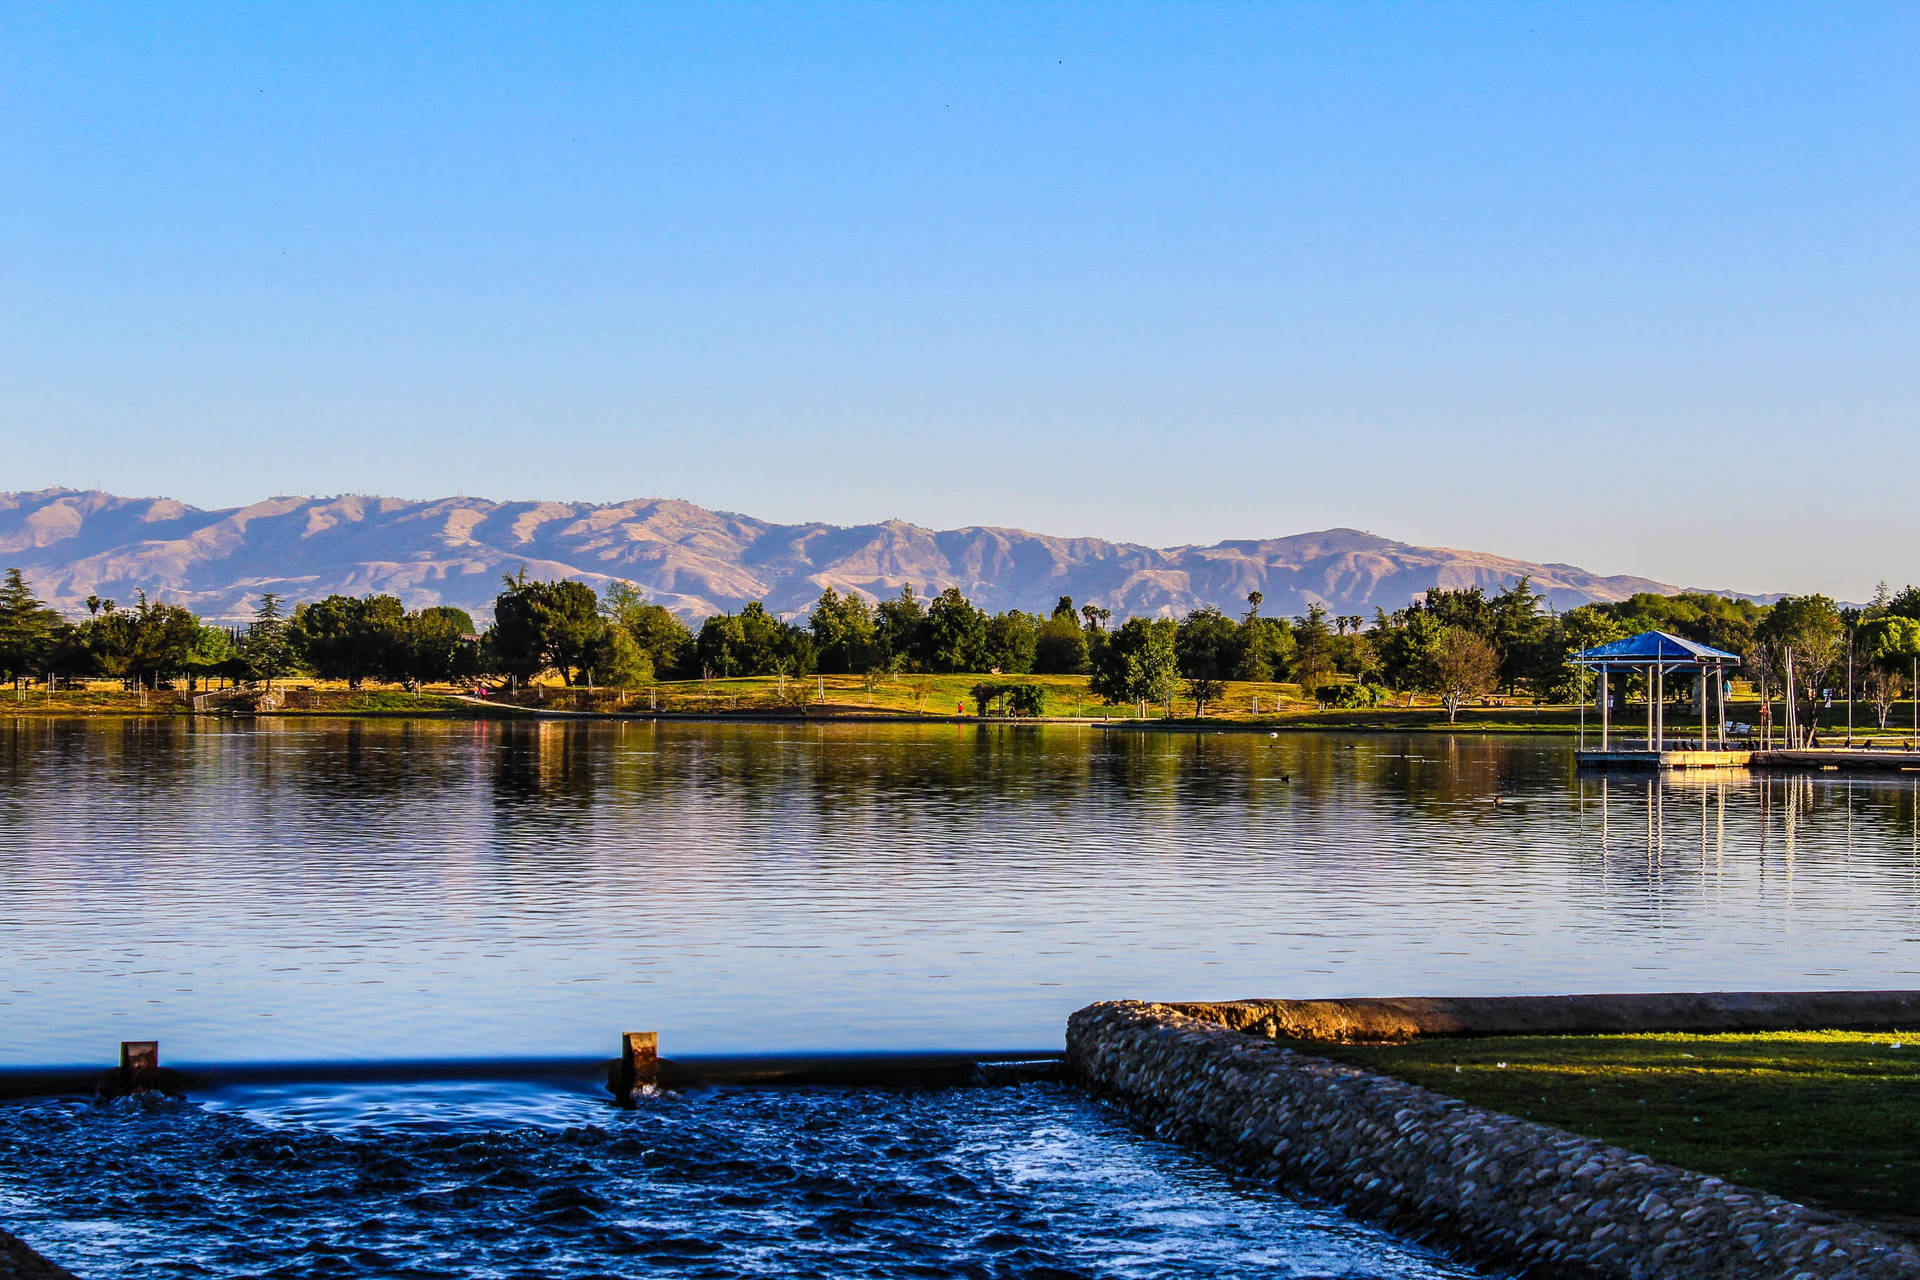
1300 1031 1920 1235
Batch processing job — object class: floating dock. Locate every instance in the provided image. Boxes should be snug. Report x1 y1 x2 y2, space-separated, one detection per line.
1751 748 1920 773
1574 748 1753 770
1576 746 1920 773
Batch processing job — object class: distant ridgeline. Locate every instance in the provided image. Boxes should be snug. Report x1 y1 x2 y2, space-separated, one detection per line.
1 561 1913 728
0 487 1720 625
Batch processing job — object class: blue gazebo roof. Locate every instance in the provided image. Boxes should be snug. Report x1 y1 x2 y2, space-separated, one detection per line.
1574 630 1741 666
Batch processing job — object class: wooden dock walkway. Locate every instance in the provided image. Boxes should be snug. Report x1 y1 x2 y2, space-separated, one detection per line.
1574 748 1753 770
1750 748 1920 772
1577 746 1920 773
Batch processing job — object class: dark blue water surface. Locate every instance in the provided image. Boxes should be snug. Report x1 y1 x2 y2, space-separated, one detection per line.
0 1081 1487 1279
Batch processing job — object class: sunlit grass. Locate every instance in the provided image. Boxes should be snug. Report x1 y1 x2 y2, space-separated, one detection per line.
1298 1031 1920 1234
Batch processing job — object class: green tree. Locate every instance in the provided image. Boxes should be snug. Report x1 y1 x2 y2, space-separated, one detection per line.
1372 607 1444 695
807 587 878 674
84 591 207 689
602 581 693 678
542 581 606 686
875 586 927 671
1034 597 1089 674
1291 603 1336 692
1544 605 1629 703
1425 625 1500 722
1234 592 1296 682
1488 576 1551 693
983 610 1039 674
290 594 408 689
1089 617 1181 716
692 601 814 678
1608 591 1762 657
922 587 987 672
403 606 479 686
1860 617 1920 729
1418 586 1494 635
0 569 60 686
591 623 652 686
239 592 297 689
694 612 745 677
1756 594 1843 739
1885 585 1920 621
1007 683 1047 717
489 572 605 686
735 601 790 673
182 624 239 691
1176 606 1239 716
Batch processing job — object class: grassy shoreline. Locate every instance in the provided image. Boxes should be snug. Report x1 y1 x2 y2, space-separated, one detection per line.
6 672 1900 737
1294 1032 1920 1239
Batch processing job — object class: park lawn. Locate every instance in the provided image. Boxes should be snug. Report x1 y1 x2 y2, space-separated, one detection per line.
281 689 471 713
621 674 1588 728
1298 1031 1920 1236
558 671 1187 717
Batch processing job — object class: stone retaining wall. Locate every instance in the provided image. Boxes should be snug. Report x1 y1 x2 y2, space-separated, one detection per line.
1068 1000 1920 1280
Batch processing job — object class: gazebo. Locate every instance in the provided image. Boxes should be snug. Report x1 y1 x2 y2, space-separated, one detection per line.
1571 630 1742 759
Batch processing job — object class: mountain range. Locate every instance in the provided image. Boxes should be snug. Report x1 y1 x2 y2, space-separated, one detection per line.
0 488 1716 624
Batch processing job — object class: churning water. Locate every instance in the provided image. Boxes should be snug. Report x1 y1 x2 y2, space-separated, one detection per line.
0 1081 1487 1279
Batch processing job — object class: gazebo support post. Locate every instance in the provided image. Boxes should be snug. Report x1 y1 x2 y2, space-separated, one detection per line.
1700 668 1708 752
1645 666 1654 751
1724 661 1732 748
1600 668 1610 750
1656 664 1666 751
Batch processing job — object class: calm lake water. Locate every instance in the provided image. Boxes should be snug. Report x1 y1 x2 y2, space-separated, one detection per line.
4 717 1919 1066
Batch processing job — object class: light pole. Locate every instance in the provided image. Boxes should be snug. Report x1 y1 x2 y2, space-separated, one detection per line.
1842 607 1862 748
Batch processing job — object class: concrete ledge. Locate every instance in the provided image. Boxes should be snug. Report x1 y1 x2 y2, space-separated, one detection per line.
0 1050 1066 1102
1068 1000 1920 1280
1159 989 1920 1044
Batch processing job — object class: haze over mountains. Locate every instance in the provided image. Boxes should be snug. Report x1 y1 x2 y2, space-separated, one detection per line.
0 489 1712 624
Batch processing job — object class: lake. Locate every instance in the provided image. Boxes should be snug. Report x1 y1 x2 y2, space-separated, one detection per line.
4 716 1916 1067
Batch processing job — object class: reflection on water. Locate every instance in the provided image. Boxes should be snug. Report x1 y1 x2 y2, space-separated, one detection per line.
2 718 1919 1065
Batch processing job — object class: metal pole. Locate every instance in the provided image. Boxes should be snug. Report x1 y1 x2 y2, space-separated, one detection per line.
1645 665 1654 751
1579 667 1586 750
1717 661 1726 749
1847 630 1855 747
1720 660 1735 752
1601 668 1610 750
1700 666 1708 752
1785 648 1796 748
1656 664 1665 751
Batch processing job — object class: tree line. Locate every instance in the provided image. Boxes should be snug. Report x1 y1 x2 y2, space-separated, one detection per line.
1364 579 1920 729
0 571 483 692
2 566 1918 727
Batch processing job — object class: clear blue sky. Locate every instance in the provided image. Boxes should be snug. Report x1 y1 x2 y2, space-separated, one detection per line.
4 2 1915 597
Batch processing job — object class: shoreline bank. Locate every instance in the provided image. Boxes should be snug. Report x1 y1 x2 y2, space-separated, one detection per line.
1069 994 1920 1280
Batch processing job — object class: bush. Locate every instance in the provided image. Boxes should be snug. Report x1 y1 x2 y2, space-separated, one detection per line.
970 681 1048 717
1321 682 1391 709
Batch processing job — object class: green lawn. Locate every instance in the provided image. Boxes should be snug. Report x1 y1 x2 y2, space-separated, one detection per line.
1298 1031 1920 1236
18 676 1914 732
